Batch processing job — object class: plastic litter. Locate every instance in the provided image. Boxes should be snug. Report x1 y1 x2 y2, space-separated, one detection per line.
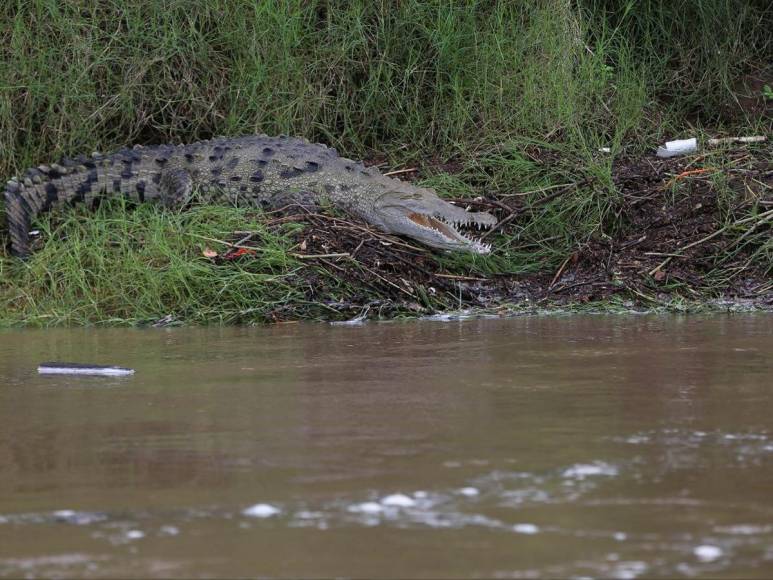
707 135 766 146
656 137 698 158
656 135 765 158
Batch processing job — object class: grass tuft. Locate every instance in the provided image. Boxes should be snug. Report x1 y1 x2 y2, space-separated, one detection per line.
1 202 306 325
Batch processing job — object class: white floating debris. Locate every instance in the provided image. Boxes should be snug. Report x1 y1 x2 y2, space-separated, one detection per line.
295 510 324 520
52 509 105 525
329 317 368 326
656 137 698 158
562 461 618 480
716 524 769 535
513 523 539 534
381 494 416 507
458 487 480 497
242 503 281 518
53 510 76 519
694 544 723 562
38 362 135 376
159 525 179 536
613 560 648 579
329 307 370 326
614 532 628 541
126 530 145 540
349 502 384 514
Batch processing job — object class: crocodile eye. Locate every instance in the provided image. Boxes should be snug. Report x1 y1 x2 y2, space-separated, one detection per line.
400 193 422 200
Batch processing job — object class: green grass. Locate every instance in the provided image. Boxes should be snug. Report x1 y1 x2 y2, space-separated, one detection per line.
0 201 312 325
1 0 770 325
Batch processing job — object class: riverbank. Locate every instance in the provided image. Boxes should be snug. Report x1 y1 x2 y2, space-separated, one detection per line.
1 1 770 325
1 141 769 325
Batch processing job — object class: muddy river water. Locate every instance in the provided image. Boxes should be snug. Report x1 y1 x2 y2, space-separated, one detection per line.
0 315 771 578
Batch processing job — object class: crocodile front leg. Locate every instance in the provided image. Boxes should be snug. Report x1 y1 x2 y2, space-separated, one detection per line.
159 168 194 208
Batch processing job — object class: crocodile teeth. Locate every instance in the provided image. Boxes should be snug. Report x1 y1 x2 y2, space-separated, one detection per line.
417 213 493 254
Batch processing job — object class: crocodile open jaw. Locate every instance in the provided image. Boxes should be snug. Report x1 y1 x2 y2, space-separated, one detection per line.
408 212 493 254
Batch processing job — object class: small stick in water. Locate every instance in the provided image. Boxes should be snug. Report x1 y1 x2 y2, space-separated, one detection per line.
37 362 135 376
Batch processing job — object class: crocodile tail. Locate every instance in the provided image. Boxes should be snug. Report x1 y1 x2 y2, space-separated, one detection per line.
4 178 36 258
3 157 102 257
4 146 175 257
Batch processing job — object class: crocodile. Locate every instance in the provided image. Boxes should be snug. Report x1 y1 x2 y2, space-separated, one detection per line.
3 135 496 257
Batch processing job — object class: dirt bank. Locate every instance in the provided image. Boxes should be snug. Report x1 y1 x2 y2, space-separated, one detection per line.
206 142 770 320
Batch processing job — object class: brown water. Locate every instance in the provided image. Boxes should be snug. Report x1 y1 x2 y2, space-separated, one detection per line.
0 315 771 578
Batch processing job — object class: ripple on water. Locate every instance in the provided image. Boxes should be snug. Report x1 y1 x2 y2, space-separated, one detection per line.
614 428 770 453
608 560 648 579
53 510 108 526
693 545 723 563
242 503 281 518
348 502 383 515
562 461 619 481
1 456 771 578
512 523 540 535
0 554 107 576
380 493 416 507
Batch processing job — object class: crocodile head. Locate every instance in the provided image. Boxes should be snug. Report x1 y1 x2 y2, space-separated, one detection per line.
370 185 497 254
